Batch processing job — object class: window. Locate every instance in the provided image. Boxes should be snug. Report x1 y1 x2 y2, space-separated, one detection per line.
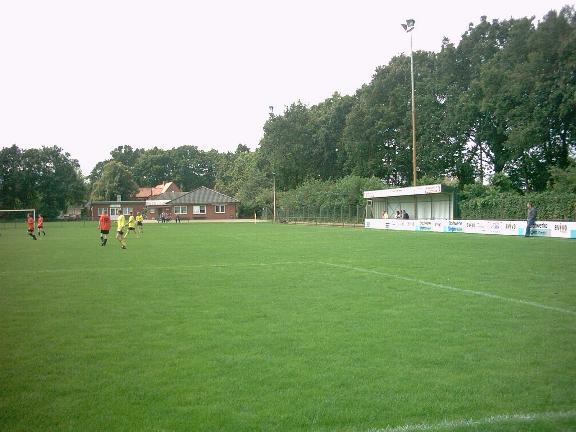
109 208 120 216
97 207 107 215
123 207 132 215
215 205 225 214
193 205 206 215
174 206 188 214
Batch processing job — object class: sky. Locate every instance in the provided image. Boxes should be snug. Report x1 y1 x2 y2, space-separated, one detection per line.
0 0 572 176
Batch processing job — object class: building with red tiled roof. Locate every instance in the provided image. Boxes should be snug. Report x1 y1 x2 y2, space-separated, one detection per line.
146 186 239 221
134 181 180 200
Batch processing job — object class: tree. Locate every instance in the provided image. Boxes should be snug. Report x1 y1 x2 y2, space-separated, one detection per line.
442 17 518 184
87 160 108 186
132 148 175 187
0 145 26 208
90 161 139 201
170 146 220 190
110 145 145 169
472 8 576 190
549 160 576 193
342 56 413 184
30 146 87 217
0 145 86 217
309 93 355 180
215 150 269 216
258 102 317 190
341 51 456 185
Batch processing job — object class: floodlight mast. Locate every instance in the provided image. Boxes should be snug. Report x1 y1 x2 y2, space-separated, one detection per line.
272 172 276 223
402 18 417 188
269 106 277 223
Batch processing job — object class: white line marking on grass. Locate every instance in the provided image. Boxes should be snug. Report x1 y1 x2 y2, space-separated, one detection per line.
318 262 576 316
368 409 576 432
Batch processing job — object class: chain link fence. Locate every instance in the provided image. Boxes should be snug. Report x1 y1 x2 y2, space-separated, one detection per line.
262 204 366 227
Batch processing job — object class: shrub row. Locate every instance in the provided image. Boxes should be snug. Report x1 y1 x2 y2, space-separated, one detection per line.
459 192 576 221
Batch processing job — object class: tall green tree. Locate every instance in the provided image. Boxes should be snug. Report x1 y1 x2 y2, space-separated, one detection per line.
342 56 412 184
259 102 317 190
171 146 220 190
443 17 518 184
0 145 86 217
215 150 269 216
0 145 28 208
110 145 145 170
463 8 575 190
132 148 175 187
309 93 355 180
90 161 139 201
342 51 455 185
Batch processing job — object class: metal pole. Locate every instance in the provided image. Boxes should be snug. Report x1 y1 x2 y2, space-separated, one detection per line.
410 31 417 188
273 173 276 223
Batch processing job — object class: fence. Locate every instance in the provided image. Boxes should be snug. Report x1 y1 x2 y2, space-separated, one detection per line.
262 204 366 227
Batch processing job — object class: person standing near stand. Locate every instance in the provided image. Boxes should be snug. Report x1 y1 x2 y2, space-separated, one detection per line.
525 202 537 237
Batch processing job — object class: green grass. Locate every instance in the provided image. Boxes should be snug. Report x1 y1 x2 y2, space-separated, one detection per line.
1 222 575 431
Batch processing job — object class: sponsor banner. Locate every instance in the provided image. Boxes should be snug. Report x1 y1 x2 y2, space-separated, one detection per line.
364 184 442 199
365 219 576 239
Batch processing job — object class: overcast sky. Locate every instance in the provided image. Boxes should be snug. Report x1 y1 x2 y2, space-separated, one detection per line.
0 0 572 176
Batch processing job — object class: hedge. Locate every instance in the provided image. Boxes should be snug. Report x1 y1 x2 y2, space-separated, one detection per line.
459 192 576 221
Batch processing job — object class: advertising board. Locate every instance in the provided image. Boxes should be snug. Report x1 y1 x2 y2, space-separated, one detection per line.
364 219 576 239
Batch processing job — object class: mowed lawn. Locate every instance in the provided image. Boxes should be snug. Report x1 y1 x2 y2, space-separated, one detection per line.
0 221 575 432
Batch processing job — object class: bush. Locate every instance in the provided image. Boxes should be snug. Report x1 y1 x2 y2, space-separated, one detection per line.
277 175 383 209
460 192 576 221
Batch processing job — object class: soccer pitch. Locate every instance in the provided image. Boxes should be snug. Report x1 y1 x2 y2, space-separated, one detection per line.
1 222 575 432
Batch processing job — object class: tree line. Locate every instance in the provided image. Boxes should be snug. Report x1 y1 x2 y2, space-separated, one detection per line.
1 7 575 219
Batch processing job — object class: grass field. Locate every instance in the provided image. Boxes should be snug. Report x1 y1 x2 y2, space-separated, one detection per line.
1 221 575 431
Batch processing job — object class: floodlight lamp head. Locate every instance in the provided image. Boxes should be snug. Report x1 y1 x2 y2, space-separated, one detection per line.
402 19 415 32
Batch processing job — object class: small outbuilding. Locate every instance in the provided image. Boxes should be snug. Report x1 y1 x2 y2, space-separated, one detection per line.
364 184 456 220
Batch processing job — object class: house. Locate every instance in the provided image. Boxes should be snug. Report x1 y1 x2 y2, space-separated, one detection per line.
134 181 181 201
90 200 147 221
146 186 239 221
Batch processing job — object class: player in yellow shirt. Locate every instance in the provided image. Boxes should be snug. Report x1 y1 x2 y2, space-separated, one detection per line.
125 211 137 238
116 209 127 249
136 212 144 235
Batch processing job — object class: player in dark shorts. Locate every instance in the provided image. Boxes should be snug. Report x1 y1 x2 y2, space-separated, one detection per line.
37 214 46 236
27 213 37 240
98 209 111 246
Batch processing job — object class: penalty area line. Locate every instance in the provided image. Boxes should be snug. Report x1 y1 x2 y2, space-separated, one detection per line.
368 409 576 432
317 262 576 317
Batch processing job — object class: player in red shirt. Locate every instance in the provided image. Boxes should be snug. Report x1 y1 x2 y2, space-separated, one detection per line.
98 209 112 246
37 214 46 237
27 214 37 240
